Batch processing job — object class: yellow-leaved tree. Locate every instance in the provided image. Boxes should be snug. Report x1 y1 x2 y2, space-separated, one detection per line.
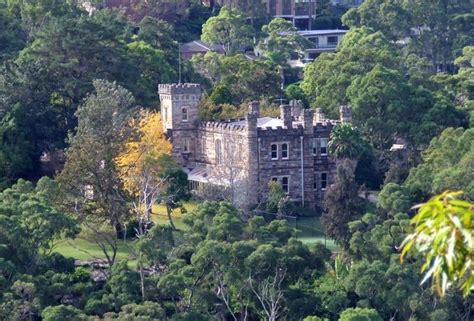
115 110 172 234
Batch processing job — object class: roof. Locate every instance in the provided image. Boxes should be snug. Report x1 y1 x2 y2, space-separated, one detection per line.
187 165 230 185
230 117 285 129
297 29 348 36
180 40 225 54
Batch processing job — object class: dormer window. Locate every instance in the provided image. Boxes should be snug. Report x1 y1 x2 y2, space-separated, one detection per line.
182 107 188 122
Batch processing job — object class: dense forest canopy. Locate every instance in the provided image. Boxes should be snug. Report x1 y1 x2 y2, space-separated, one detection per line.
0 0 473 320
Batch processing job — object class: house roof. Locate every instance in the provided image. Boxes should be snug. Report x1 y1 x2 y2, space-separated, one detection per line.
296 29 348 37
180 40 225 54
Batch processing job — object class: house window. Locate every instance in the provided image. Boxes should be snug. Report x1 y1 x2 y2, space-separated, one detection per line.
183 138 190 153
320 138 328 156
321 172 328 190
281 176 289 193
215 139 222 164
182 107 188 122
308 37 319 47
281 143 289 159
271 176 290 193
327 36 338 46
271 143 278 160
312 139 318 156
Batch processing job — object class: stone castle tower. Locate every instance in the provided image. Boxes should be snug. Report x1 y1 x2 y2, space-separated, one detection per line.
158 83 201 166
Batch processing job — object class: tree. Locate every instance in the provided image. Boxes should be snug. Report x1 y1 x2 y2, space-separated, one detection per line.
0 178 79 274
301 27 401 117
347 64 421 150
57 80 134 268
338 307 382 321
322 159 364 249
259 18 309 66
192 52 282 107
160 162 190 230
41 304 88 321
115 110 172 232
401 191 473 297
328 124 368 161
342 0 474 71
201 7 253 55
404 127 474 201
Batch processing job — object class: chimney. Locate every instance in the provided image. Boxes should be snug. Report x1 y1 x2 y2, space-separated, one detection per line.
248 101 260 117
290 100 303 119
280 104 292 128
247 102 258 132
302 109 314 134
314 108 326 123
339 105 352 123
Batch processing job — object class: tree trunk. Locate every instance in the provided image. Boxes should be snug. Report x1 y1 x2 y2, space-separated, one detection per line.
167 204 177 230
138 251 146 300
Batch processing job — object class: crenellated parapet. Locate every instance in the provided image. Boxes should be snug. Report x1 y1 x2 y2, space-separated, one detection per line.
199 121 247 132
158 83 201 95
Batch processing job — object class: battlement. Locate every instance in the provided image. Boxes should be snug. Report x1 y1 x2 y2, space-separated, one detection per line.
199 121 247 132
158 83 201 95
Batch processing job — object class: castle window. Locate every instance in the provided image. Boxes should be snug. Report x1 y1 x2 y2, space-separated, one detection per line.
183 138 190 153
182 107 188 122
271 143 278 160
312 139 318 156
313 173 317 190
281 143 289 159
320 138 328 156
215 139 222 164
270 176 290 193
321 172 328 190
281 176 289 193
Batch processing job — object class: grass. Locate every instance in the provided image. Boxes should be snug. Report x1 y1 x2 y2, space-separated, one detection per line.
53 202 196 261
53 202 339 262
53 238 133 262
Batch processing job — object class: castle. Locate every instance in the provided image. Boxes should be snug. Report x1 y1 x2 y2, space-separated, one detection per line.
158 83 352 213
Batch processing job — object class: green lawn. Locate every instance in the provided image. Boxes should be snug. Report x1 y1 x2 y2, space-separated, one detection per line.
53 202 194 261
53 238 134 262
54 202 338 262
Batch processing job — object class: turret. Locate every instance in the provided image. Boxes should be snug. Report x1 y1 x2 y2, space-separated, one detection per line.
158 83 201 167
158 83 201 131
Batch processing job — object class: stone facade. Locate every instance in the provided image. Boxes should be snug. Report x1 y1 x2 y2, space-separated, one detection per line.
159 83 349 213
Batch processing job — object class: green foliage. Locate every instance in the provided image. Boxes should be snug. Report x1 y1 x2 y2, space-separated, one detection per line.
259 18 309 65
192 52 282 107
41 304 88 321
338 307 382 321
201 7 253 55
0 178 79 274
328 124 369 160
322 160 364 249
401 191 473 297
404 127 474 201
301 27 400 117
266 180 286 213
